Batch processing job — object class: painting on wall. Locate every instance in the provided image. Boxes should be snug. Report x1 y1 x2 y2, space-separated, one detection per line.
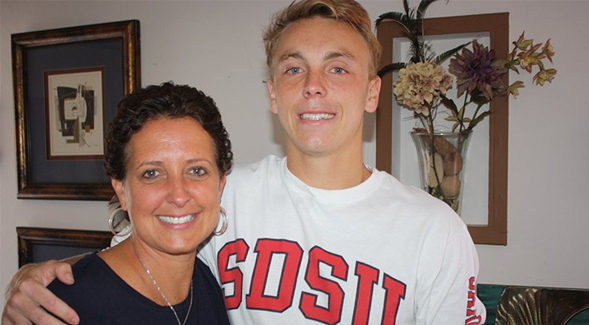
12 20 140 200
45 68 105 160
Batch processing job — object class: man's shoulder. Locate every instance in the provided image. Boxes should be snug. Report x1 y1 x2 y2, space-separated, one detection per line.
373 169 464 226
228 155 285 180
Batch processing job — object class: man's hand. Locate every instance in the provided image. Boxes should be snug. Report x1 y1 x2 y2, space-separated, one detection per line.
2 260 79 325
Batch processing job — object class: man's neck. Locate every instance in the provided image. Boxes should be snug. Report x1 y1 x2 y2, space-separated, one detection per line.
286 148 371 190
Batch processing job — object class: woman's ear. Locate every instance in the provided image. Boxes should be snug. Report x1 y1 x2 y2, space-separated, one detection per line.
111 179 128 211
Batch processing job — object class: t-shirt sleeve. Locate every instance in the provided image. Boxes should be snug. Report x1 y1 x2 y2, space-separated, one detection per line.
415 216 487 324
197 238 221 284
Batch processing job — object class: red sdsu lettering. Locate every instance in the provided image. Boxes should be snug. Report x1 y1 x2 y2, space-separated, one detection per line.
465 276 483 325
300 246 348 324
217 238 407 324
217 239 250 309
246 239 303 311
382 274 407 325
352 262 379 325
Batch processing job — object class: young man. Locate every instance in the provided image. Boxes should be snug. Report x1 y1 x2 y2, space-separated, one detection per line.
3 1 486 324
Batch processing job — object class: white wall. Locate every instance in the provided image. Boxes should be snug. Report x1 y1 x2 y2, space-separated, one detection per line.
1 0 588 306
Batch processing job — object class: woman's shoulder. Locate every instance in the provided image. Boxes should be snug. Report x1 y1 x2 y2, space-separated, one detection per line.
47 253 110 302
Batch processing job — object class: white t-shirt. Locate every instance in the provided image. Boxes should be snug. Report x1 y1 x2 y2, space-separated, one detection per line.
198 155 486 325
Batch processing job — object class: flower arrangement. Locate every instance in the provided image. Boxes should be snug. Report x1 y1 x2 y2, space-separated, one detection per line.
376 0 556 135
376 0 556 212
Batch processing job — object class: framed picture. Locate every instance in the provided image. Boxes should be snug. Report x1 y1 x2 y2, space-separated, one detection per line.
16 227 112 267
45 67 105 160
12 20 140 200
376 13 509 245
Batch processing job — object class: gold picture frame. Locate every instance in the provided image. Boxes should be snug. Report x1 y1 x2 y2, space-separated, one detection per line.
12 20 141 200
16 227 112 267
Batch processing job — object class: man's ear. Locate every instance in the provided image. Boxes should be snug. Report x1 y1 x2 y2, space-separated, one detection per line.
267 78 278 114
111 178 128 211
365 76 381 113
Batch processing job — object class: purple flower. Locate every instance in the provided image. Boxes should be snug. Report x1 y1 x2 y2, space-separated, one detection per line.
449 40 506 101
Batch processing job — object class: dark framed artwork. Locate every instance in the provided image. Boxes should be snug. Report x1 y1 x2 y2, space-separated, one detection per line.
376 13 509 245
12 20 141 200
16 227 112 267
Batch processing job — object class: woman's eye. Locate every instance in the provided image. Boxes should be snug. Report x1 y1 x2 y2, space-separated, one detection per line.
189 167 207 177
142 169 159 179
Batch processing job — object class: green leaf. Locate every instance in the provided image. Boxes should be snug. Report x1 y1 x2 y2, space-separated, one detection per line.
467 111 491 130
451 122 459 133
416 0 440 20
403 0 410 15
457 104 466 120
434 41 471 64
377 62 407 77
440 94 458 112
375 12 409 27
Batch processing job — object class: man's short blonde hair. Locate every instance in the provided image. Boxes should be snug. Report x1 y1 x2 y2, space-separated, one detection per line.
264 0 382 77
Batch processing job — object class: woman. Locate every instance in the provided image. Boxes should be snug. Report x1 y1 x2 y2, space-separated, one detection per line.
47 82 232 324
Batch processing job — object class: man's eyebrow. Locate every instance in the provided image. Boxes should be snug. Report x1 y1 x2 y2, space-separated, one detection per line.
325 50 355 61
277 50 355 63
278 51 304 62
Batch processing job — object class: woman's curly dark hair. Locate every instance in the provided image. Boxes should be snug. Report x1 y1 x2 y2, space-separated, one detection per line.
104 82 233 180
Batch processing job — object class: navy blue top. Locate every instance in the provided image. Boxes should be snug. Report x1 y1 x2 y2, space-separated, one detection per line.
48 253 230 325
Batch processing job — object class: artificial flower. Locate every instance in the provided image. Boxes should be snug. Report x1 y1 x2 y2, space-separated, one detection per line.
376 0 557 210
394 62 453 116
377 0 556 135
514 32 533 50
507 81 525 98
449 40 506 101
543 39 555 63
533 68 557 86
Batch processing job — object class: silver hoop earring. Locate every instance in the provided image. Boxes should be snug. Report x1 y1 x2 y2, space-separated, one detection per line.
108 206 131 236
214 207 228 236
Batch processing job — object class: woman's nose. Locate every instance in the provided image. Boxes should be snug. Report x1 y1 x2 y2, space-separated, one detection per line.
165 177 191 207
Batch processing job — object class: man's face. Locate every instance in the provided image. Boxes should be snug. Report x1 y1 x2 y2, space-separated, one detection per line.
267 17 381 160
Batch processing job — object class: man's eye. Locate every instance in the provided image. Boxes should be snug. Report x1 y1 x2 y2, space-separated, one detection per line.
286 67 302 74
332 67 346 74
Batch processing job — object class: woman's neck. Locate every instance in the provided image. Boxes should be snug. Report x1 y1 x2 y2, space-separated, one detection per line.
99 238 195 305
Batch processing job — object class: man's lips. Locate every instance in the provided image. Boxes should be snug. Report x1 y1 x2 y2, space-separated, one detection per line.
300 113 335 121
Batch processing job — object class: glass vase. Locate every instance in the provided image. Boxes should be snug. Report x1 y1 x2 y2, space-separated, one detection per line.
410 131 472 215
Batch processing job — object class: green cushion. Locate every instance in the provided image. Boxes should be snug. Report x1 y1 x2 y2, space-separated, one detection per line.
477 284 504 325
562 307 589 324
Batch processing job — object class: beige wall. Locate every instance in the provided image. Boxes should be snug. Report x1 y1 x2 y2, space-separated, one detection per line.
2 0 588 305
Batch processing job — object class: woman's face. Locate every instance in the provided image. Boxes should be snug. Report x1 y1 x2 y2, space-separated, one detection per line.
112 117 226 256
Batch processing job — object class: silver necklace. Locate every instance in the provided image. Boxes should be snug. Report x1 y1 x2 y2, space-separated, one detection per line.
131 235 193 325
